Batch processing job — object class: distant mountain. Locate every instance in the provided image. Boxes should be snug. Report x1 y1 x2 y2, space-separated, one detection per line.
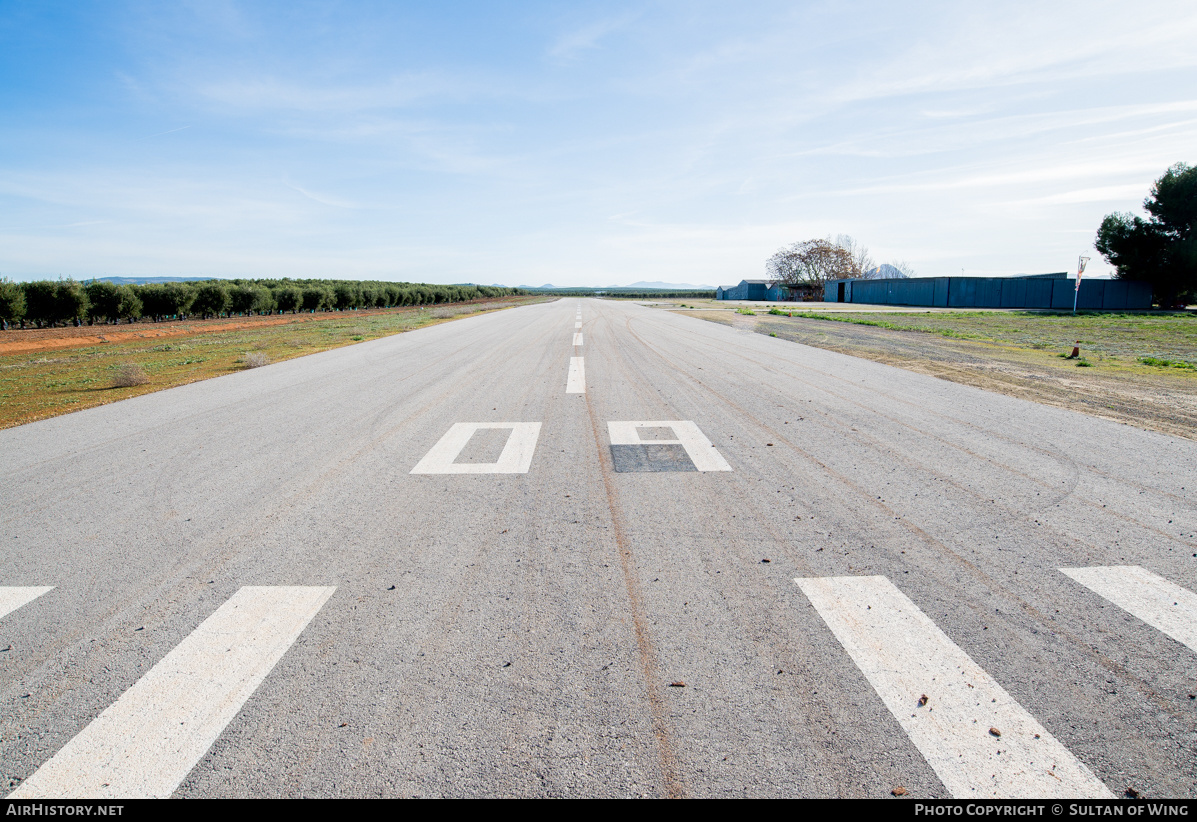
863 265 907 280
93 276 217 285
617 281 717 290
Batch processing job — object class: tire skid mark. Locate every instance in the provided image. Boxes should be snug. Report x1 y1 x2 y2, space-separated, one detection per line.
636 311 1193 549
605 306 931 794
677 311 1190 525
186 308 562 794
643 312 1082 500
0 304 566 775
583 304 685 799
617 309 1195 729
4 305 550 524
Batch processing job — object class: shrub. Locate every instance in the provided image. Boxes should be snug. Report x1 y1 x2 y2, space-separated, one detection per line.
192 281 230 318
243 352 270 368
113 363 149 387
0 278 25 327
1138 355 1196 370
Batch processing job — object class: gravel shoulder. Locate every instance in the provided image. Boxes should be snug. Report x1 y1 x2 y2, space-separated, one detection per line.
680 309 1197 440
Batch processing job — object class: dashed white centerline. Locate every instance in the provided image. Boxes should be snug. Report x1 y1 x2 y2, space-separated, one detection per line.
1060 566 1197 653
10 586 336 799
567 357 585 394
794 575 1112 799
575 322 582 329
0 587 54 620
573 333 583 346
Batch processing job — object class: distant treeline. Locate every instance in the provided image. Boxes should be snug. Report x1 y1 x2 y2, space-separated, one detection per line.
0 278 523 329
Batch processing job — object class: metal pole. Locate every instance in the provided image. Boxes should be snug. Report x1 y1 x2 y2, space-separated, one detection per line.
1072 255 1089 315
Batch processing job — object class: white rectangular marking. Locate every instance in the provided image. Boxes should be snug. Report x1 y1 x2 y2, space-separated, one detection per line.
574 322 582 329
794 576 1112 799
607 421 731 472
0 587 54 620
410 422 542 474
10 586 335 799
1060 566 1197 653
567 357 585 394
573 333 583 346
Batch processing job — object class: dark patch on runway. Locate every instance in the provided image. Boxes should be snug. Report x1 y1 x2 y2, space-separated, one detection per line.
610 444 697 472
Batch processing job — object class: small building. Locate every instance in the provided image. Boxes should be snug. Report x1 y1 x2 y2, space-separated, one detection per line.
718 279 811 301
780 283 821 302
715 279 772 301
715 280 823 301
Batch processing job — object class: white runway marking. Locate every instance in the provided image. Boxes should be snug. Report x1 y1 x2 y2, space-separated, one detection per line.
0 587 53 620
411 422 542 474
607 421 731 472
794 575 1112 799
10 586 335 799
567 357 585 394
575 322 582 329
573 333 583 346
1060 566 1197 653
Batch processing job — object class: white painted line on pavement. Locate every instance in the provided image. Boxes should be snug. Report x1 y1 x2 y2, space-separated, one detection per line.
1060 566 1197 653
573 333 583 346
794 575 1113 799
0 587 53 620
10 586 335 799
411 422 542 474
575 322 582 329
607 421 731 472
567 357 585 394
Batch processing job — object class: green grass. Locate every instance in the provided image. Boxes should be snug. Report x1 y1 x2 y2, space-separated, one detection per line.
1139 355 1197 370
735 307 756 315
0 296 545 429
783 310 1197 367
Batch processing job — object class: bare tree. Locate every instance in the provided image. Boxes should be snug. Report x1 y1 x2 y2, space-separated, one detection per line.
765 244 803 283
767 239 856 299
832 234 874 278
891 260 917 278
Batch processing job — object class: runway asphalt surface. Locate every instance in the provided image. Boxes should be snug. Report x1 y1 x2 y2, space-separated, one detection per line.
1 298 1195 798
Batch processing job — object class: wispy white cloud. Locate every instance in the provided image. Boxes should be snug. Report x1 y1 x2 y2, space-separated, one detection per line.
2 1 1194 284
135 125 192 141
1001 184 1150 207
282 178 359 209
193 72 461 113
547 12 639 62
828 3 1197 103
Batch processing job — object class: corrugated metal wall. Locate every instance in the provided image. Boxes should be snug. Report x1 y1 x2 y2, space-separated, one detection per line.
825 277 1152 309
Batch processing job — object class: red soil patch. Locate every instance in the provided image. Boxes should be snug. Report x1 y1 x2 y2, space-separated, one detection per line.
0 308 400 356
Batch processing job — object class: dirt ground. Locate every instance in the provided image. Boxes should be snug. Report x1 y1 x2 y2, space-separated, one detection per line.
681 309 1197 441
0 306 436 357
0 298 545 430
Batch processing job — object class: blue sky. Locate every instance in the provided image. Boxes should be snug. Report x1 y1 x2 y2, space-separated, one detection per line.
1 0 1194 286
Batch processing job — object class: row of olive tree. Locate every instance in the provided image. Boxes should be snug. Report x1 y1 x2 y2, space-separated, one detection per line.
0 278 522 329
